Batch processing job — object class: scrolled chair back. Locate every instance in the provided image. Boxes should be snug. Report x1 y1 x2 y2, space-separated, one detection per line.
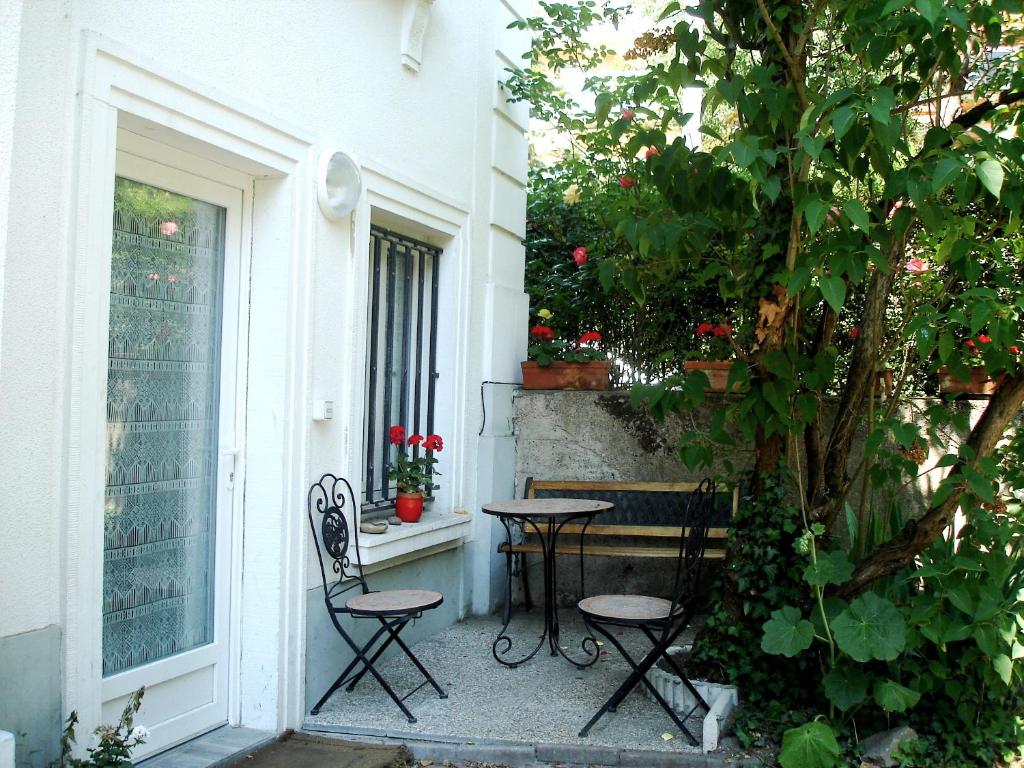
667 477 716 626
307 473 369 603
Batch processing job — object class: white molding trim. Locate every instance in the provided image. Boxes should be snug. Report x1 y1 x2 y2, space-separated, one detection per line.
63 29 314 751
400 0 436 73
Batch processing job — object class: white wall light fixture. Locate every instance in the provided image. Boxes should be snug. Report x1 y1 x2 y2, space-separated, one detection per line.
316 148 363 220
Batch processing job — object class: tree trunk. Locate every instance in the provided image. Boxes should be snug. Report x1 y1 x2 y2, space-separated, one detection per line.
838 369 1024 598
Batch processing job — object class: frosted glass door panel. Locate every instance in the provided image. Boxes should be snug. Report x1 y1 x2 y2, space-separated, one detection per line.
102 177 226 677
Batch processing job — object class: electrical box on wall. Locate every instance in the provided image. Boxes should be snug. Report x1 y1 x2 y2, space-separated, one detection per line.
311 400 334 421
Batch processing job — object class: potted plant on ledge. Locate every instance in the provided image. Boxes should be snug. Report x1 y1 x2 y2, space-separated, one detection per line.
685 321 739 393
521 319 609 390
387 425 443 522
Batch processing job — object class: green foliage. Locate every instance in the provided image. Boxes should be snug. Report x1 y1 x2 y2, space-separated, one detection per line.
508 0 1024 764
53 689 146 767
525 162 725 381
779 720 841 768
761 606 814 657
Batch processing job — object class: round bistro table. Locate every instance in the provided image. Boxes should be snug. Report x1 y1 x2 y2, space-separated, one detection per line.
482 497 612 668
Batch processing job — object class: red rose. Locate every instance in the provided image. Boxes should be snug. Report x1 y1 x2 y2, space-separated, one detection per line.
620 109 634 121
408 434 424 447
530 324 555 341
695 322 713 337
850 327 859 339
978 335 992 344
712 324 730 337
645 146 660 159
618 175 635 189
423 434 444 452
388 425 405 446
1011 346 1022 355
573 246 589 266
579 330 602 345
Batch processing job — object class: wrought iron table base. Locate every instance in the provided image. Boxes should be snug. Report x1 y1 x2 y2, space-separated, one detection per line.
492 513 601 669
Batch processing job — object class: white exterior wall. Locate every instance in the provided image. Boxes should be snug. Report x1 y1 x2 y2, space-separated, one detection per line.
0 0 528 760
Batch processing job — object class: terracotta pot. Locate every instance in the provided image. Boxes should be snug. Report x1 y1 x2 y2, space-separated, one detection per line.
395 492 424 523
683 361 739 393
938 365 1003 396
520 360 610 391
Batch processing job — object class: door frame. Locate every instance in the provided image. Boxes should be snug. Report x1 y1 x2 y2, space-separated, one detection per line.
64 32 315 753
98 143 251 756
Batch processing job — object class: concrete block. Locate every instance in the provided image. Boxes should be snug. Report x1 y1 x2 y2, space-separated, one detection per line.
0 731 14 768
536 741 619 765
644 668 739 753
619 747 707 767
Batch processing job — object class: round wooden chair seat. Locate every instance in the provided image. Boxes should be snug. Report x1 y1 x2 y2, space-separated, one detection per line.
578 594 675 622
346 589 443 616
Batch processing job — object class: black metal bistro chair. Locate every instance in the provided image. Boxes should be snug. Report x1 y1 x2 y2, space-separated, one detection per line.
307 474 447 722
576 478 716 744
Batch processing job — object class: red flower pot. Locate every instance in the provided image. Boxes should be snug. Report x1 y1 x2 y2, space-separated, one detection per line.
520 360 610 390
938 365 1003 396
395 492 424 523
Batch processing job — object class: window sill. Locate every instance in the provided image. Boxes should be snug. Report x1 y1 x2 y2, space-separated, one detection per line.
357 509 471 567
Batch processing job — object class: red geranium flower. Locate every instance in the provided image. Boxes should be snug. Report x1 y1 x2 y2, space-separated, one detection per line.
695 322 713 337
530 324 555 341
579 330 602 345
978 334 992 344
389 425 405 446
423 434 444 452
408 434 424 447
573 246 589 266
850 327 859 339
618 175 635 189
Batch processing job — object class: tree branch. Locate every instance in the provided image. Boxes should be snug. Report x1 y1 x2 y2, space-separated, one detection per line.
838 369 1024 599
754 0 808 109
810 235 906 518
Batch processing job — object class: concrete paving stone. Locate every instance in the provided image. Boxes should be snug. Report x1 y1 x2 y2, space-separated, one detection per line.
619 748 708 767
236 733 409 768
535 742 619 766
412 740 539 765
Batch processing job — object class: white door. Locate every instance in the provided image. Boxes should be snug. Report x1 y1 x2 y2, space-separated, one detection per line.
100 149 245 758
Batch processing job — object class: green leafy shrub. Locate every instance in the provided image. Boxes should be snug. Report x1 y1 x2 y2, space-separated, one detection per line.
53 688 146 767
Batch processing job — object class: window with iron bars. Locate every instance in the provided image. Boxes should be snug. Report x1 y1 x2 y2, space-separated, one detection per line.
362 225 440 511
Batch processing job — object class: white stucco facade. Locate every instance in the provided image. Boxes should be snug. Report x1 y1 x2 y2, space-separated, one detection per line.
0 1 529 763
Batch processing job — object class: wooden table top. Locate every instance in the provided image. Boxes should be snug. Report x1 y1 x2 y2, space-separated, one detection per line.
481 498 612 518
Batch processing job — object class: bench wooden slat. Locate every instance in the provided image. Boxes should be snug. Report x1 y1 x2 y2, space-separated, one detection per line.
499 541 727 559
552 523 729 538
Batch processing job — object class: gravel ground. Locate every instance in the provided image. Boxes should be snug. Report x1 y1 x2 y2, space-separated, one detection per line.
305 614 704 755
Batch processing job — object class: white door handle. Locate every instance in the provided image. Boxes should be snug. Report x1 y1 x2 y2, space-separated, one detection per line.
221 446 242 489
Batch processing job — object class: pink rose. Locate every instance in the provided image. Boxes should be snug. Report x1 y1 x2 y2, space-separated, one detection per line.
159 221 178 237
620 109 634 121
904 258 928 274
573 246 589 266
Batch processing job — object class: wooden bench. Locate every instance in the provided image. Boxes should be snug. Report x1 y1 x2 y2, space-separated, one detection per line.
498 479 737 562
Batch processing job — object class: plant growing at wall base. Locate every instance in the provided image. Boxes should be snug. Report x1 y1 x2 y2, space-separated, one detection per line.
52 688 147 767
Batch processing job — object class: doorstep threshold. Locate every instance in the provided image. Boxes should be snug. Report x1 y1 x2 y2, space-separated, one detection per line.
136 726 275 768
